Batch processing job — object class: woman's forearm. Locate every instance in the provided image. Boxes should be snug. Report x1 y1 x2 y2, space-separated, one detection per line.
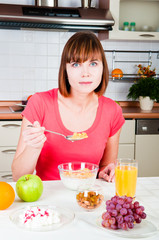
99 128 121 169
12 146 41 181
12 118 46 181
98 129 121 182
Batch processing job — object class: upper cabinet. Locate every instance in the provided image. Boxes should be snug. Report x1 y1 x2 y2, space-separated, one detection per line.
100 0 159 41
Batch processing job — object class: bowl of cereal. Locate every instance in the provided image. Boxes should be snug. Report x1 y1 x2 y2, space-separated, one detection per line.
76 185 104 211
58 162 98 190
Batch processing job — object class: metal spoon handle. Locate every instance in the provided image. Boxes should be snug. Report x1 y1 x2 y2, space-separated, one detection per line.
44 129 66 138
27 125 66 138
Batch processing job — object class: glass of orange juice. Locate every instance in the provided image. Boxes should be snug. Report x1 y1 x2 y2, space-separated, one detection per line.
115 158 138 198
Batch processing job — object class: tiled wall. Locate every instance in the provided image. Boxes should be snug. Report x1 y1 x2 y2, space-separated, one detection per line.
0 0 159 101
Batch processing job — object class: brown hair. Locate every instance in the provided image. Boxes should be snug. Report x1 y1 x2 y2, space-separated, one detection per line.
58 31 109 97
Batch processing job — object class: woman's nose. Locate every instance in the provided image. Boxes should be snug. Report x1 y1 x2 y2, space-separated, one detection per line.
81 65 90 77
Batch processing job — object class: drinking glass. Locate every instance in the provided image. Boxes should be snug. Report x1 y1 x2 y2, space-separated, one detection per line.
115 158 138 198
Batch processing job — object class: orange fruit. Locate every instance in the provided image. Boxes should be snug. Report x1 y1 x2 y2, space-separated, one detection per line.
0 182 15 210
112 68 123 78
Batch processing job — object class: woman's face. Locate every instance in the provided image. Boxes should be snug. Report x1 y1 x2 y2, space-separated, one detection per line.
66 58 103 95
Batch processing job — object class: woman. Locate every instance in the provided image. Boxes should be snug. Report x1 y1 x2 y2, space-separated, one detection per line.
12 31 125 182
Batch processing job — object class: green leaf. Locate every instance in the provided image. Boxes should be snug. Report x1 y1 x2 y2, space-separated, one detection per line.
127 77 159 101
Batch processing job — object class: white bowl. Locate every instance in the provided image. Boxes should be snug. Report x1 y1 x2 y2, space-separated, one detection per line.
58 162 98 190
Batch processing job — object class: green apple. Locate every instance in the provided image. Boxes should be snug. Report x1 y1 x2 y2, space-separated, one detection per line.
16 174 43 202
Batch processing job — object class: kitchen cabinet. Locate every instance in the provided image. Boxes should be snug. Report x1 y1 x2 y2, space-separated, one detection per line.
118 119 159 177
0 120 21 181
0 147 17 171
108 0 159 41
135 119 159 177
136 135 159 177
118 119 135 159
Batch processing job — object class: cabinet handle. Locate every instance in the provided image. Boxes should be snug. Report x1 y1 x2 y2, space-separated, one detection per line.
2 149 16 154
139 34 155 37
2 124 21 128
2 174 12 179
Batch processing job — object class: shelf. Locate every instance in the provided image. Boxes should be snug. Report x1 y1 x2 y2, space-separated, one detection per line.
109 74 159 82
105 50 159 82
105 50 159 67
108 0 159 41
105 50 159 53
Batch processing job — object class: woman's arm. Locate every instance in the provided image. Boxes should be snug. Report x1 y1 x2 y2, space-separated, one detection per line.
12 117 46 181
98 128 122 182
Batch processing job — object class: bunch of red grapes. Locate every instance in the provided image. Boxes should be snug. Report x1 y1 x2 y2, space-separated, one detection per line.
102 195 146 230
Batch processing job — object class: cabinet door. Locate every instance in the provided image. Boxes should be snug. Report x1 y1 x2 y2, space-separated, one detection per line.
109 0 159 41
118 144 134 159
0 171 13 182
0 147 16 171
135 135 159 177
0 121 21 146
119 120 135 144
118 120 135 159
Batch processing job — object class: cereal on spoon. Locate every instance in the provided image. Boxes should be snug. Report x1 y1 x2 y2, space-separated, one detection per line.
69 132 88 140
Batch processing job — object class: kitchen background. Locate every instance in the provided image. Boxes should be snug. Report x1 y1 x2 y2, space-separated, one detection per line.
0 0 159 101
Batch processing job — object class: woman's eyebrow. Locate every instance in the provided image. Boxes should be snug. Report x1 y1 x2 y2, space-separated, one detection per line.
90 59 100 61
68 58 101 63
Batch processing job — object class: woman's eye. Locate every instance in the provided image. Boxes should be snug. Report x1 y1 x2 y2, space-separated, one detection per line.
90 62 97 67
72 62 80 67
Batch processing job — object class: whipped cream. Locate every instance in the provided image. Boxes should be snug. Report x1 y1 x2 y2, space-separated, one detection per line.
19 206 60 227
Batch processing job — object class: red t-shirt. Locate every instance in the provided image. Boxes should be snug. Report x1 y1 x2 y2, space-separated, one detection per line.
22 88 125 180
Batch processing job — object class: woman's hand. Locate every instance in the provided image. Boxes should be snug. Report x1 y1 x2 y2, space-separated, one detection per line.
98 163 115 182
22 121 46 149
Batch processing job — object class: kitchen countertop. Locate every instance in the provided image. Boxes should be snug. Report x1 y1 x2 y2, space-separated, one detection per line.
0 101 159 120
120 101 159 119
1 178 159 240
0 101 23 120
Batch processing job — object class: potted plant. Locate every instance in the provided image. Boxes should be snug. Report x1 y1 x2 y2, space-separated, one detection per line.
127 77 159 110
127 64 159 111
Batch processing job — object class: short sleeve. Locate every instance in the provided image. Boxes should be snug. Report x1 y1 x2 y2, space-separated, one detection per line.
21 93 44 125
109 103 125 137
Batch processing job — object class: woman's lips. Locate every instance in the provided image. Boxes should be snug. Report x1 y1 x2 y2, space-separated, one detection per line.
79 81 92 84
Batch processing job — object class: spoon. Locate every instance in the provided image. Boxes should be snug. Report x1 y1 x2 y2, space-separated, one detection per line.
27 125 86 141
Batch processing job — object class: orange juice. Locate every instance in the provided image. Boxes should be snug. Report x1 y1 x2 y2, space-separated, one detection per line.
115 165 137 198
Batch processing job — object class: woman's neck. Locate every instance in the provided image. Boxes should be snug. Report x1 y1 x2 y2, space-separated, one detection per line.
58 90 98 113
58 89 99 132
